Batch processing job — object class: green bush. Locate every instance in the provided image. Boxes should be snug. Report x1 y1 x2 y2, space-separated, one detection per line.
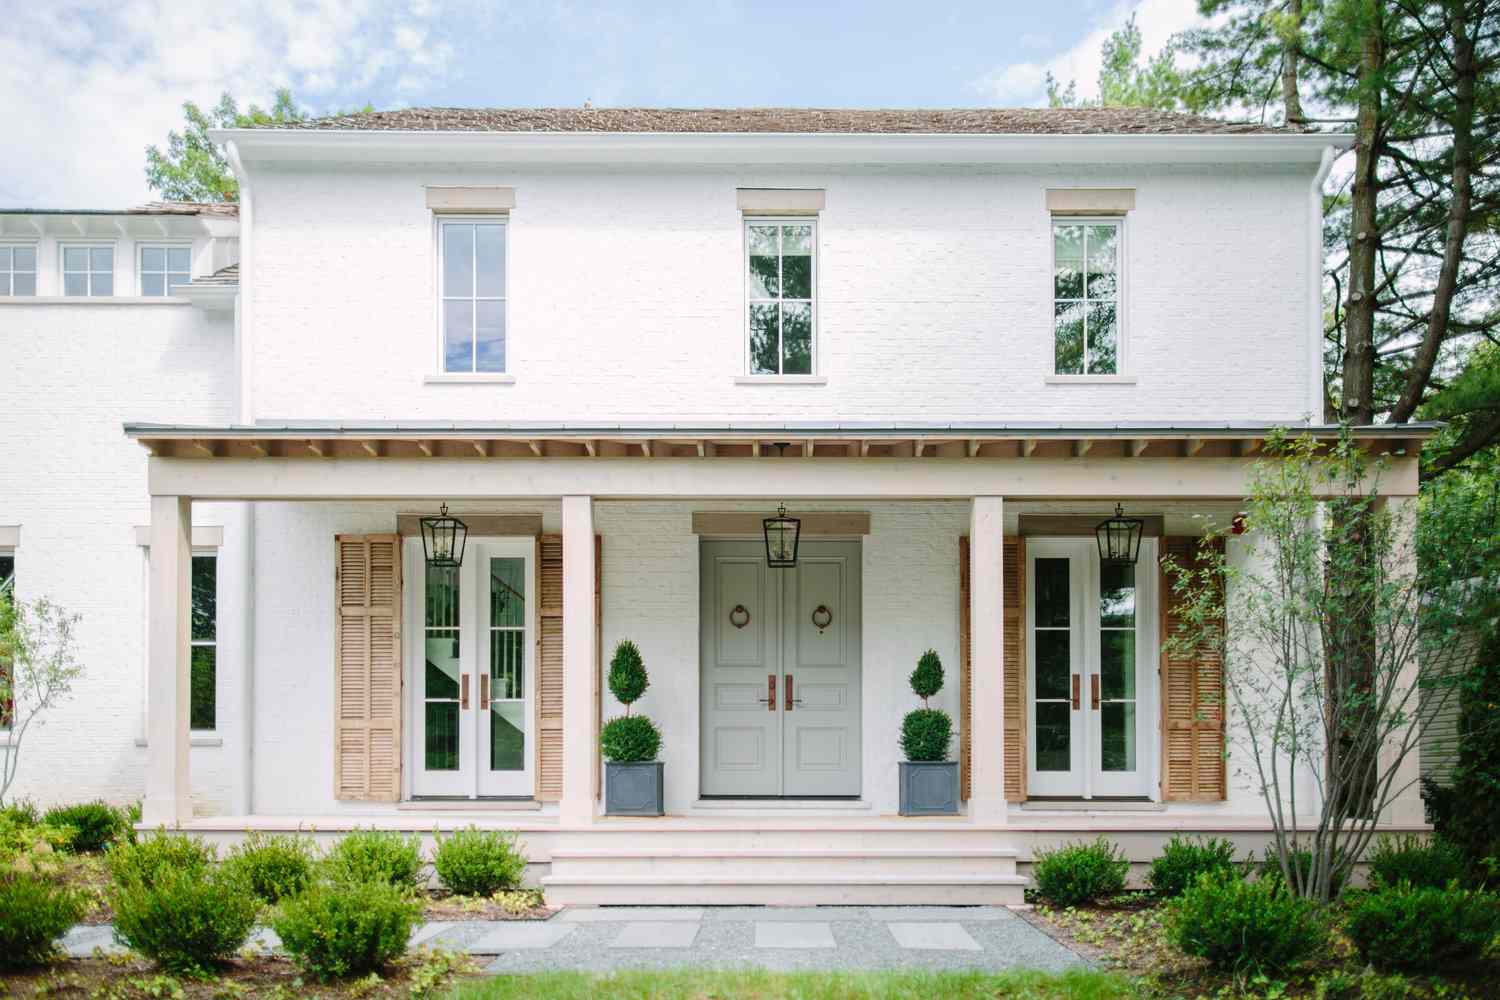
1258 845 1351 897
0 873 86 967
600 714 662 763
110 865 259 974
899 708 953 762
41 800 126 852
909 649 944 700
1168 869 1328 974
322 830 425 888
272 880 422 980
106 832 215 889
1344 883 1500 971
607 640 649 705
1367 835 1467 890
432 827 527 896
1147 836 1240 898
0 815 74 875
0 800 41 826
1032 838 1130 907
223 831 316 903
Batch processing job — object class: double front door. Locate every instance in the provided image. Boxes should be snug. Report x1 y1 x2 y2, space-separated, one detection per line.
405 538 535 798
1027 538 1157 798
700 540 862 798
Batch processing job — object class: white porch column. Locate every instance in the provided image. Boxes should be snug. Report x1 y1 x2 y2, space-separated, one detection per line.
143 495 192 826
1382 494 1426 827
969 496 1007 823
560 495 597 826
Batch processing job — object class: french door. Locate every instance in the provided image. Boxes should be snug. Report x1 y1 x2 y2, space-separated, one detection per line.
405 538 534 798
1026 538 1156 798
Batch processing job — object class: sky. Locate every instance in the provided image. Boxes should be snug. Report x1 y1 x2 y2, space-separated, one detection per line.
0 0 1204 208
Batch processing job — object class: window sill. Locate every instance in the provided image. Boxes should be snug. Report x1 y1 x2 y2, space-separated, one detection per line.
0 296 191 306
134 734 224 748
732 375 828 386
1044 375 1138 385
423 374 516 385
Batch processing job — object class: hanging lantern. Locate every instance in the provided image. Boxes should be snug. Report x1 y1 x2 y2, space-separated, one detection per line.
1095 502 1144 566
420 502 468 568
763 502 801 569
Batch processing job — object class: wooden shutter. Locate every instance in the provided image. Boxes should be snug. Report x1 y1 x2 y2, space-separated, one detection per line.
535 535 565 801
1003 537 1027 801
593 534 603 800
959 537 972 800
333 534 402 802
1159 535 1227 801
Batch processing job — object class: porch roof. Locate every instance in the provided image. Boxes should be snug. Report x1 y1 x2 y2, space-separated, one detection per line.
124 420 1439 462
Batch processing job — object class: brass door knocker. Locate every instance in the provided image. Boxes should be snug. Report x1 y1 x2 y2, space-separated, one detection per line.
811 605 833 633
729 604 751 629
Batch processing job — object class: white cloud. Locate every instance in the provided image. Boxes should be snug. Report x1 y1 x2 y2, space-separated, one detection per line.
972 0 1201 106
0 0 453 208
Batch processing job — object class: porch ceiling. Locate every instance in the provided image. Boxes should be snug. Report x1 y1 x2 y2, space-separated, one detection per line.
125 420 1438 462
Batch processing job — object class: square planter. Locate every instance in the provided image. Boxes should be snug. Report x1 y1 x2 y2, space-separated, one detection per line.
899 761 959 816
605 761 665 816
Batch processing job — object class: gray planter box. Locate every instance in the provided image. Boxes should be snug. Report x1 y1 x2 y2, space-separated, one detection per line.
899 761 960 816
605 761 664 816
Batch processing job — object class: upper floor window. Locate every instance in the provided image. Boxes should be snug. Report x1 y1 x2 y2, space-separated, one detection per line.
1 245 36 296
746 220 815 375
140 245 192 296
62 245 114 297
439 219 506 374
1053 221 1120 375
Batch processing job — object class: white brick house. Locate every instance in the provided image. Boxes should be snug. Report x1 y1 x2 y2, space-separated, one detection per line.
0 108 1430 904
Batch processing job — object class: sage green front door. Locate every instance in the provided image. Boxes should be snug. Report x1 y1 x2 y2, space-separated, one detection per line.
699 540 862 797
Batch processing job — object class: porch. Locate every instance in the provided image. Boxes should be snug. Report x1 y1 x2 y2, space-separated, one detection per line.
126 421 1430 905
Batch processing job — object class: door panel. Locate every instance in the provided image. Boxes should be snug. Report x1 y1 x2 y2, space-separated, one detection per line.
1027 546 1085 796
782 543 861 796
700 542 780 796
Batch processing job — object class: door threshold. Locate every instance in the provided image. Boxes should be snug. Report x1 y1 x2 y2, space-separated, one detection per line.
1019 799 1165 812
398 798 542 811
694 798 871 811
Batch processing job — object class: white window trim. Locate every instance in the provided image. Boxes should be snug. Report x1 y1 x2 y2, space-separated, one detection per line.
0 241 39 297
137 241 194 297
1050 216 1126 378
434 215 510 376
742 216 819 378
59 240 117 298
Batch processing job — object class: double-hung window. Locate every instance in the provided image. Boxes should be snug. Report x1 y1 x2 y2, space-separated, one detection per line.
190 554 217 731
1 245 37 296
1052 220 1121 375
1 551 13 729
746 220 816 375
140 245 192 296
439 218 507 374
62 245 114 297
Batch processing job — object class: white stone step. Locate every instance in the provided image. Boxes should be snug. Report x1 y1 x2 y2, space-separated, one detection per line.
540 873 1027 907
548 847 1019 878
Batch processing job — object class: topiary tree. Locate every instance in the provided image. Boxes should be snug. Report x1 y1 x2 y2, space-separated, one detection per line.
900 648 953 762
601 640 660 763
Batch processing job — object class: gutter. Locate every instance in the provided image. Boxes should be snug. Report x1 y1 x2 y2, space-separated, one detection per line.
1309 145 1339 420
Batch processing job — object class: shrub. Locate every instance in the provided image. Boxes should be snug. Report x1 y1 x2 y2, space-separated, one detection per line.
607 639 649 705
1167 869 1329 974
1032 838 1130 907
899 708 953 762
909 649 944 700
106 832 215 889
1148 836 1240 899
0 872 86 967
322 829 424 888
432 827 527 897
0 800 41 826
41 800 126 852
1258 845 1351 897
110 865 259 974
1344 883 1500 971
272 880 422 980
0 815 73 876
600 714 662 763
1367 835 1467 890
223 831 316 904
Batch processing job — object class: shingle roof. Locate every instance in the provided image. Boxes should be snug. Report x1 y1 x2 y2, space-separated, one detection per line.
0 201 239 217
263 106 1298 136
189 263 239 286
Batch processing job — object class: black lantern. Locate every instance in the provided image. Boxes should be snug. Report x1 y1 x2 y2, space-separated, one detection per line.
420 503 468 568
763 503 801 568
1096 503 1144 566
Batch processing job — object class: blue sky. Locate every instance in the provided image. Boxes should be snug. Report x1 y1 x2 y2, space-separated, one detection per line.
0 0 1201 208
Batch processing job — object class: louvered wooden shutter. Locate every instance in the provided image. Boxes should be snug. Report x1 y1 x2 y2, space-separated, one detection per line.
1003 537 1027 801
593 534 603 800
535 535 565 801
959 537 972 800
1160 535 1227 801
334 534 402 802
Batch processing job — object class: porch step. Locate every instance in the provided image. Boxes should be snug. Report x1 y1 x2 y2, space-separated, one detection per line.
540 873 1027 906
548 847 1019 879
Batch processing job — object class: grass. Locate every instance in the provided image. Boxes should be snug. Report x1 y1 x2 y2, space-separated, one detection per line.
447 968 1140 1000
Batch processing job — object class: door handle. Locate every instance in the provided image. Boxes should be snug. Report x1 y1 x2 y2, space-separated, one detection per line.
460 673 470 710
480 673 490 711
1070 674 1080 710
757 673 776 711
1091 675 1101 711
785 674 794 711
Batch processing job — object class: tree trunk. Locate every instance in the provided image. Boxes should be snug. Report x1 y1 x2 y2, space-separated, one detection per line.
1341 4 1384 425
1282 0 1306 125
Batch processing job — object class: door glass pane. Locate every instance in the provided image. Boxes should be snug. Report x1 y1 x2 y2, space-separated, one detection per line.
425 563 461 770
1035 631 1071 700
1100 632 1136 699
490 558 525 627
1101 702 1136 771
425 635 460 698
1099 559 1137 772
425 703 459 771
488 556 526 772
1035 702 1071 771
1034 558 1070 627
490 701 525 771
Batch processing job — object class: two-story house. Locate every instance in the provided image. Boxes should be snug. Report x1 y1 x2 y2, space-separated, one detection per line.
0 107 1431 904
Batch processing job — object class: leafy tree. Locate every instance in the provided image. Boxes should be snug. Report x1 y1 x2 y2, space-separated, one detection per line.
1047 15 1190 110
144 90 309 203
0 595 85 806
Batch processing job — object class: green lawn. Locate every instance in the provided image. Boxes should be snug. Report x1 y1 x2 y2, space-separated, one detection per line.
447 968 1140 1000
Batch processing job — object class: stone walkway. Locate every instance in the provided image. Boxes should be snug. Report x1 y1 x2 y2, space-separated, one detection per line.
64 905 1088 974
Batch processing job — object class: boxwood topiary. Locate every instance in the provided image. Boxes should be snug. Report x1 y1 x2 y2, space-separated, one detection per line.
273 879 422 980
321 829 425 888
1147 835 1240 898
222 831 316 903
106 831 216 889
900 649 953 763
1168 869 1328 975
607 639 649 706
110 864 260 975
1366 835 1467 890
1032 837 1130 907
601 715 662 763
0 872 86 967
1344 883 1500 971
432 826 527 896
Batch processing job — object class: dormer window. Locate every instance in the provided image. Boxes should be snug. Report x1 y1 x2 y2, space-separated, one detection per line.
439 218 507 374
0 245 36 296
62 245 114 297
140 245 192 296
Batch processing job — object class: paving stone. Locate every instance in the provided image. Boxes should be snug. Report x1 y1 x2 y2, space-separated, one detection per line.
754 921 836 949
61 925 126 958
887 922 982 951
559 907 705 923
609 921 701 948
409 921 457 948
709 906 865 922
244 927 282 954
865 906 1014 922
468 922 576 953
